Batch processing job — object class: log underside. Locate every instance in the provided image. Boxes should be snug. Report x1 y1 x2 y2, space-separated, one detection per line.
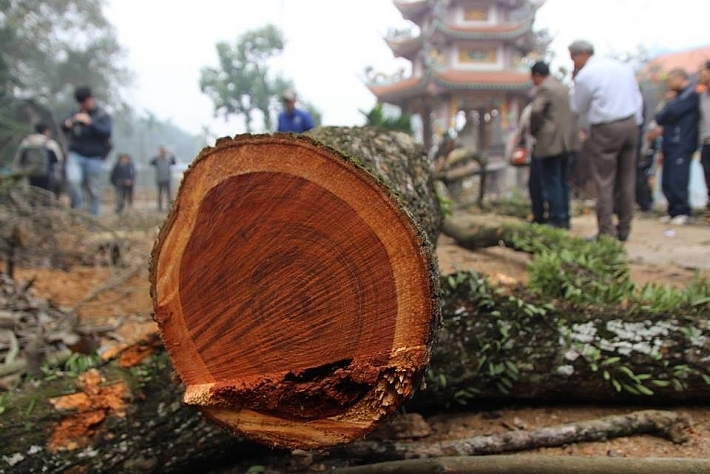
150 129 441 448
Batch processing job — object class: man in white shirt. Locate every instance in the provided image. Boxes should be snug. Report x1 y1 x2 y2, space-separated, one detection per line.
568 40 643 242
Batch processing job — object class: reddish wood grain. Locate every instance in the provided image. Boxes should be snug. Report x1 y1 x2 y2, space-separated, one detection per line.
151 134 436 448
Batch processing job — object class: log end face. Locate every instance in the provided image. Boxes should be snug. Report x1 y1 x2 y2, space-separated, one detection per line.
152 134 438 448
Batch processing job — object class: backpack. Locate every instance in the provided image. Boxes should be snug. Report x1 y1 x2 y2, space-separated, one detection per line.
101 137 113 160
20 145 51 178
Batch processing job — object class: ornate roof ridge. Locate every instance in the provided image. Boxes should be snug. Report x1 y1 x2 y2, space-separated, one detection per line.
366 68 533 102
385 16 534 50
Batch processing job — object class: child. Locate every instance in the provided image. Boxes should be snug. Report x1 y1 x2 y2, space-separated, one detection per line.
110 153 136 213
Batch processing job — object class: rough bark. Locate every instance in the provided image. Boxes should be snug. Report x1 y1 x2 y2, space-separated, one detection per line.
410 271 710 411
329 410 691 463
331 455 710 474
2 297 709 473
442 215 539 251
150 128 441 448
0 338 274 474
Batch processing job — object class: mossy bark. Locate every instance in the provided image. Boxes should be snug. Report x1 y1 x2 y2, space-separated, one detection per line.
409 274 710 411
0 347 274 474
305 126 442 244
3 279 709 472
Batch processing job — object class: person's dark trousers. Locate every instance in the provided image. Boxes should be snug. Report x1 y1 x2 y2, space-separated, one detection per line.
635 127 654 212
528 156 546 224
661 150 693 218
115 185 132 213
589 117 638 240
701 144 710 210
539 153 570 228
635 155 654 212
157 181 171 211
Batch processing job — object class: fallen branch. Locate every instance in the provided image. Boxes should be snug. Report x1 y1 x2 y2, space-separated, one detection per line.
70 264 145 313
331 455 710 474
332 410 691 462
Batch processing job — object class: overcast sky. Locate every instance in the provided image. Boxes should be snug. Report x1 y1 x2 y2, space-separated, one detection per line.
105 0 709 138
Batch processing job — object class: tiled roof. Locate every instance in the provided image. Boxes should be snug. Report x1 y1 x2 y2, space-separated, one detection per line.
436 70 531 88
385 18 534 59
638 45 710 81
367 69 532 103
393 0 531 21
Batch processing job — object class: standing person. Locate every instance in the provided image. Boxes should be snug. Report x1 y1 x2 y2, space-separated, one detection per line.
655 69 700 225
110 153 136 214
13 122 64 194
529 61 576 229
698 61 710 213
151 146 176 211
637 120 663 213
277 89 314 133
61 86 113 216
517 101 546 224
568 40 643 242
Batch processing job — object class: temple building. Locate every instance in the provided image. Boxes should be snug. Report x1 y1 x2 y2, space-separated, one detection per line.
367 0 544 152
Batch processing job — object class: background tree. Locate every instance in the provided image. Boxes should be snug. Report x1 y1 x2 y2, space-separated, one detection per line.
0 0 133 168
200 24 322 132
361 103 413 135
0 0 132 108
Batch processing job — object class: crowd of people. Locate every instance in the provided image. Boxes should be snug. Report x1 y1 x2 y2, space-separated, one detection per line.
10 55 710 239
12 85 181 216
519 40 710 242
11 85 315 217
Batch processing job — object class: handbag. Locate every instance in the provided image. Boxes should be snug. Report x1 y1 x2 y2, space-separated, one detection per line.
509 146 530 167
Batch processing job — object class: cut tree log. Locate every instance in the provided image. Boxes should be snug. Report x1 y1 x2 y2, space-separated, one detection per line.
150 128 442 449
409 269 710 410
3 288 710 472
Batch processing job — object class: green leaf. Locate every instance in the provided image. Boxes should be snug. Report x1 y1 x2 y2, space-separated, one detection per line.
651 379 671 387
621 383 640 395
612 379 622 392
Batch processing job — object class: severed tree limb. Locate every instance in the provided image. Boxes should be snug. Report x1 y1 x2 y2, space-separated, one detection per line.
70 263 145 313
330 410 691 463
442 215 535 251
331 455 710 474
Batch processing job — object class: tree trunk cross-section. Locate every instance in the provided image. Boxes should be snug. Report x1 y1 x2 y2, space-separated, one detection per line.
150 129 441 449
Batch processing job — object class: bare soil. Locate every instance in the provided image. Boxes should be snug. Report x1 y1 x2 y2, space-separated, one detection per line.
8 193 710 463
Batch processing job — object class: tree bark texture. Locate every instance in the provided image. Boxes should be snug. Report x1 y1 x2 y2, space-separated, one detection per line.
150 128 442 448
409 270 710 411
2 290 709 473
330 455 710 474
0 338 270 474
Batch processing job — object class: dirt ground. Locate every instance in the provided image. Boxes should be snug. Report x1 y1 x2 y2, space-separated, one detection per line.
8 192 710 463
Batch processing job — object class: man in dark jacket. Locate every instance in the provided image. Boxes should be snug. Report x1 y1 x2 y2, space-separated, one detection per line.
655 69 700 225
110 153 136 214
529 61 576 229
61 85 112 216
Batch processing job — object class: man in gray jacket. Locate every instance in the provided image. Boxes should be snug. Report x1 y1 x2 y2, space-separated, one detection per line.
529 61 576 229
150 146 176 211
699 61 710 212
